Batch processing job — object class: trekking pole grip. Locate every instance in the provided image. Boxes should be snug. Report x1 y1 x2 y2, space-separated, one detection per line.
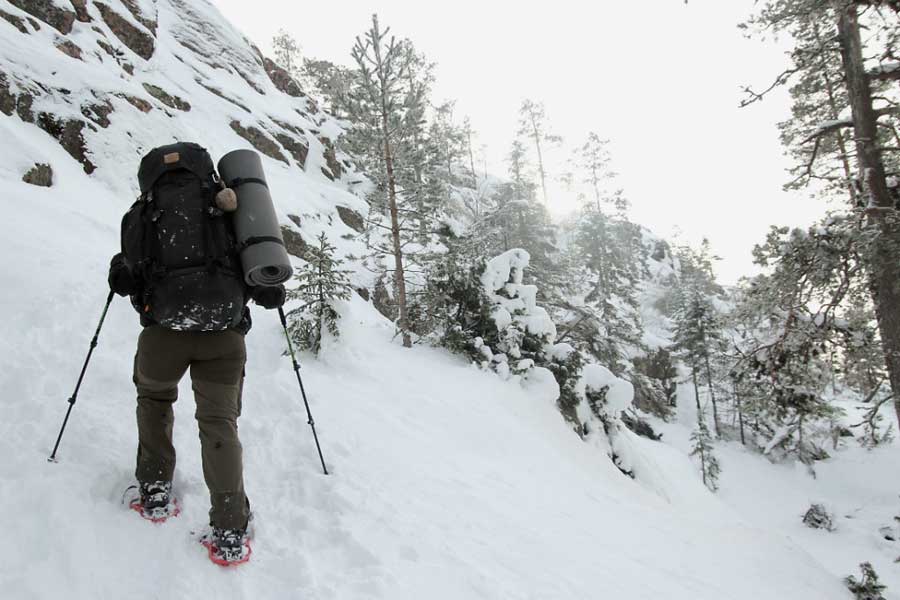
48 290 115 463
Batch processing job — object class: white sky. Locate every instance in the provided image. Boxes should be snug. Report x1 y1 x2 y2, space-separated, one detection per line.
211 0 830 284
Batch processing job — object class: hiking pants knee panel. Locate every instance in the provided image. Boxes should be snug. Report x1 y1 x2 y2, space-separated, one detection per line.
133 326 192 483
190 330 249 530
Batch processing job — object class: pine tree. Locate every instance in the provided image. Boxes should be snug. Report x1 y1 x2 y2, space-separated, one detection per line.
845 562 888 600
517 99 561 206
286 232 353 354
672 242 726 435
565 205 644 374
744 1 900 432
271 29 301 78
690 411 721 492
347 14 430 347
575 132 616 211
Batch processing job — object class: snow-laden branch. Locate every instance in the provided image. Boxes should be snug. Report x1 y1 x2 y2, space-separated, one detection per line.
868 61 900 80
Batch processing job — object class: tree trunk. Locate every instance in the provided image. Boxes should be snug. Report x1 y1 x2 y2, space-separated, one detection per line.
703 350 720 437
811 18 857 205
529 113 549 206
691 367 702 413
834 2 900 428
382 127 411 348
734 383 746 446
466 127 477 196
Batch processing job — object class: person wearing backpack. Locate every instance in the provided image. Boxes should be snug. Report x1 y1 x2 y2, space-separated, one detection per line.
107 142 285 563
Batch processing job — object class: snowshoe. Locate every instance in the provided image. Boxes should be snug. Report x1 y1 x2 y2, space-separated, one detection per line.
199 526 252 566
123 481 180 523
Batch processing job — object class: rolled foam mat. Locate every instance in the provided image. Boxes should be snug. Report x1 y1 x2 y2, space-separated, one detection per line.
217 149 293 286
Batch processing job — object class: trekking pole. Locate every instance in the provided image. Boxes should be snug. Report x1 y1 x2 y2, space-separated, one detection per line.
278 307 329 475
48 290 115 463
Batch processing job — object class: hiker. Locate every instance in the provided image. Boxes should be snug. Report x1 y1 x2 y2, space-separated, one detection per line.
107 142 285 562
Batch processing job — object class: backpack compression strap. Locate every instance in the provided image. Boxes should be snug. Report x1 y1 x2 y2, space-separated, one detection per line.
225 177 268 190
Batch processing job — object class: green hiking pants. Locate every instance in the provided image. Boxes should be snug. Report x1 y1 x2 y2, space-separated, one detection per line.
132 325 250 529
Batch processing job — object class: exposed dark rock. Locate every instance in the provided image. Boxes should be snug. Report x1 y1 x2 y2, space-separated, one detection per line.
70 0 91 23
336 206 365 233
26 16 41 30
120 0 156 32
8 0 75 34
0 75 15 116
117 93 151 112
280 225 311 261
56 39 83 60
287 214 302 228
36 114 95 173
274 133 308 169
262 56 304 98
355 287 370 302
272 118 306 137
651 239 670 263
0 10 28 33
196 80 250 113
621 411 662 441
320 137 343 179
142 83 190 111
95 2 154 60
122 62 134 75
22 163 53 187
96 38 118 58
372 276 396 321
82 100 113 127
229 120 287 164
234 68 265 95
173 37 226 71
320 166 334 181
16 92 34 123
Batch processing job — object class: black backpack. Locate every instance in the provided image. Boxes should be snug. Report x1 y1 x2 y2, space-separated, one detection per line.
121 142 246 331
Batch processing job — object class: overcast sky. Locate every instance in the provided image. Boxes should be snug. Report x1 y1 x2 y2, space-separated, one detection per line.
211 0 831 284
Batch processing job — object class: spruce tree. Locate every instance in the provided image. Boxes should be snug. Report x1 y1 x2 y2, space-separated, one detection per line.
286 232 353 354
672 242 726 435
845 562 888 600
690 411 721 492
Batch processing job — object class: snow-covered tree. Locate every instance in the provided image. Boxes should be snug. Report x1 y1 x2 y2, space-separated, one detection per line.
286 232 353 354
271 29 302 78
346 14 430 347
690 410 720 492
744 0 900 431
672 242 726 435
845 562 888 600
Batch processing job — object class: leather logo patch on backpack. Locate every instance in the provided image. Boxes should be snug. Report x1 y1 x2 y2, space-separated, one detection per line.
163 152 180 164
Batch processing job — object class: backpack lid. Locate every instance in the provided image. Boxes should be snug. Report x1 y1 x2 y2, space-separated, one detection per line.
138 142 216 193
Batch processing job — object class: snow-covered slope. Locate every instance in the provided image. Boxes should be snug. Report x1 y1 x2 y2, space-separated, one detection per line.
0 1 884 598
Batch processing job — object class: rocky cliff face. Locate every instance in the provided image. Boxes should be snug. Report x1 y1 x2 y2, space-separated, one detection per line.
0 0 368 266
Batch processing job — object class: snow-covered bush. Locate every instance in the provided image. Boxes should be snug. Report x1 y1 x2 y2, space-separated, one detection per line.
802 503 835 531
576 363 637 476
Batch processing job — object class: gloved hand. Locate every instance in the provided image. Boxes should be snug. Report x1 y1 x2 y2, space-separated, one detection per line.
251 284 286 310
108 253 140 297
